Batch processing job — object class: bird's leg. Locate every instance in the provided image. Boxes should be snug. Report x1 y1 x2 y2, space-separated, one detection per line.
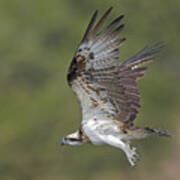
113 139 139 167
100 134 139 167
123 143 139 167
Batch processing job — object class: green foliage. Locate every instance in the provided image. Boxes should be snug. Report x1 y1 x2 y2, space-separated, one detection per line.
0 0 179 179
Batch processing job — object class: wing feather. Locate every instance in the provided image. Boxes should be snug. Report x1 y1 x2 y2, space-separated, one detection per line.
67 8 163 123
91 7 113 37
81 10 98 43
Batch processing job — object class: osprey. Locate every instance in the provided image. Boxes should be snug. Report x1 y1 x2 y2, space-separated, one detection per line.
61 7 170 167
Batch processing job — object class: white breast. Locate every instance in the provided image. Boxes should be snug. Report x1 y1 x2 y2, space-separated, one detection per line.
82 118 120 145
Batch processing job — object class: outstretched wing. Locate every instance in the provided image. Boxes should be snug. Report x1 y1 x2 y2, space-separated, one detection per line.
67 7 163 123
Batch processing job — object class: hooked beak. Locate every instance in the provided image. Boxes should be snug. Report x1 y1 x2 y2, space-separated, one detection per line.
60 139 65 145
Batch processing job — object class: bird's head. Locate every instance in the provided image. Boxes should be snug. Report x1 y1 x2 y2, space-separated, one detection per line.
60 131 84 146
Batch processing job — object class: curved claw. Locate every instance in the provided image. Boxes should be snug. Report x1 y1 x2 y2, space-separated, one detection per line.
126 146 140 167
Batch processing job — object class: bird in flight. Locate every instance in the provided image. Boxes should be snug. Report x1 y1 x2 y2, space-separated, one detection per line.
61 7 170 167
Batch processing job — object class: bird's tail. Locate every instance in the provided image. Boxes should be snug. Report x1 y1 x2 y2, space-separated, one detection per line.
143 127 171 137
126 126 171 139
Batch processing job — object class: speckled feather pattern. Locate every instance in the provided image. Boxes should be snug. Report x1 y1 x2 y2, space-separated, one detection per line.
63 7 169 167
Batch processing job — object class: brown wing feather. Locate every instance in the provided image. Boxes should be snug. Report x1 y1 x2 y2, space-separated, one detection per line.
67 8 163 123
91 7 113 37
81 10 98 43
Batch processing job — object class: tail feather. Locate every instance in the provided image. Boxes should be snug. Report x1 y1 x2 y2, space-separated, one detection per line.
144 127 171 137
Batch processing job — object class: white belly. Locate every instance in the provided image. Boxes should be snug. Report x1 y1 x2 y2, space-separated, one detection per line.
82 118 121 145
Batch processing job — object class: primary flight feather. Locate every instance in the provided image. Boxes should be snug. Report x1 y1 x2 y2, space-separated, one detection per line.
61 7 170 167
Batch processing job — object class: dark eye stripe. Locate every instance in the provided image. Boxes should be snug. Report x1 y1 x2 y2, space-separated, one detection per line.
69 138 79 142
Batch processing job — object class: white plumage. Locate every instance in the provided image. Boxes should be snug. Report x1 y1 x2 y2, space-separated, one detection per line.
61 7 170 167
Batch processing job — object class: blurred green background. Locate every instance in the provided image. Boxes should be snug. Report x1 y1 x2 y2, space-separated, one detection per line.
0 0 180 179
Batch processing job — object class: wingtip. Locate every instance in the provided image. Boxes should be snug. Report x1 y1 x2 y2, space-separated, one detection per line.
108 6 114 12
91 7 114 37
95 6 113 14
93 9 99 18
81 9 99 43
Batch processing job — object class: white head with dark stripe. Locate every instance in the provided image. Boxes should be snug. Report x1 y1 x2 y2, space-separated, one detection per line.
60 131 85 146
